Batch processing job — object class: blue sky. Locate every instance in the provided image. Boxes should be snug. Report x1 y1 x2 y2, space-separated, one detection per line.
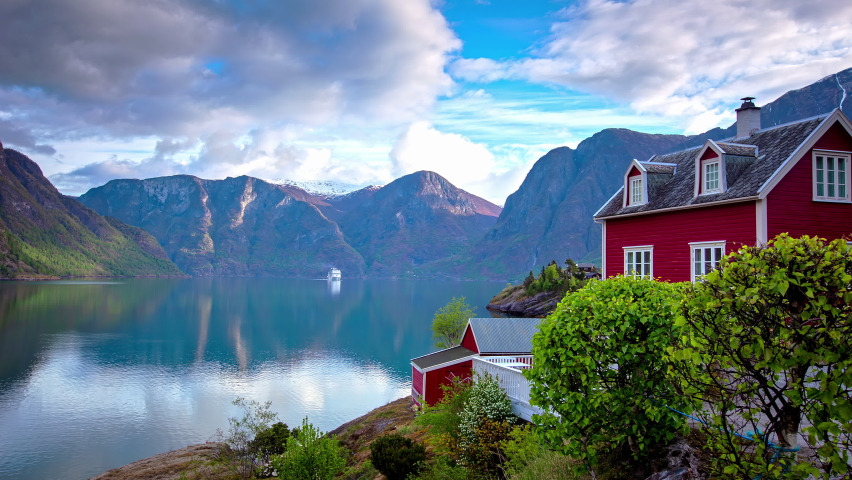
1 0 851 204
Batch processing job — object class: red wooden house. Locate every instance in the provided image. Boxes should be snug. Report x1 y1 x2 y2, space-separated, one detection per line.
594 99 852 281
410 317 541 406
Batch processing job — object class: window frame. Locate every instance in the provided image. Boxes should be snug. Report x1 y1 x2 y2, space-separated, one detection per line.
623 246 653 279
690 241 726 282
629 175 645 206
702 159 722 194
812 150 851 203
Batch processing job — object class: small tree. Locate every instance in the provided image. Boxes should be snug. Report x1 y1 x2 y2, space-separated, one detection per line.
370 433 427 480
670 234 852 479
457 372 516 475
432 297 475 349
527 276 691 475
212 397 279 480
270 417 347 480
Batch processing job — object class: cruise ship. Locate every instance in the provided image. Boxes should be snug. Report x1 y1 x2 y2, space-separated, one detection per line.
327 267 341 281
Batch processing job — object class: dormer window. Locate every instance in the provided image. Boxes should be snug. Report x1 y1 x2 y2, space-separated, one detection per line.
630 175 644 205
703 160 721 193
814 151 850 202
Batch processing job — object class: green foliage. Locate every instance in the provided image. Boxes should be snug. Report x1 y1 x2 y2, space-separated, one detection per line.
670 234 852 479
527 276 691 474
410 456 469 480
457 372 516 474
432 297 476 349
415 377 473 454
212 397 280 480
270 417 347 480
370 433 427 480
250 422 292 469
502 426 580 480
524 259 588 297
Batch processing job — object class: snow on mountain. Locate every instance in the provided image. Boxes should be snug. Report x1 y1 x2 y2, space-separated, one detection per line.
267 179 374 198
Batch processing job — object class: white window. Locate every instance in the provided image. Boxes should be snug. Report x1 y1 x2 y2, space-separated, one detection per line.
691 241 725 282
624 246 652 278
814 152 850 202
703 160 721 193
630 175 644 205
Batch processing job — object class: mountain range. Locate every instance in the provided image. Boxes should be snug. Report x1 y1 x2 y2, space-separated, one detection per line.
2 67 850 280
0 142 183 278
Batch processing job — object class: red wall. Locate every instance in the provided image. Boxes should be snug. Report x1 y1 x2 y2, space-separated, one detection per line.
412 366 424 397
604 201 756 282
424 360 472 406
461 326 478 353
767 121 852 240
700 149 718 160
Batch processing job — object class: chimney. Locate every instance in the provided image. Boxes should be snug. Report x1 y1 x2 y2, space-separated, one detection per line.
735 97 761 139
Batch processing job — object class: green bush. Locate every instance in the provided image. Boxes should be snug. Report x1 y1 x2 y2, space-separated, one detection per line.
458 372 516 474
250 422 291 474
527 276 691 475
671 234 852 479
212 397 279 480
370 433 427 480
270 418 347 480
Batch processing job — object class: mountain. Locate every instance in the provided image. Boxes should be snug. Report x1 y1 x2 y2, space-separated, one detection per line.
78 175 366 277
457 66 852 281
0 143 183 279
337 171 502 277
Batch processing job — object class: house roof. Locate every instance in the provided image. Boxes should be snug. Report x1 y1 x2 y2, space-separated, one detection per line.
411 346 476 371
595 113 831 219
468 317 542 354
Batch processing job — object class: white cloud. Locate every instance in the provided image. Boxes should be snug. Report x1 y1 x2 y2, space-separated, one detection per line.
451 0 852 128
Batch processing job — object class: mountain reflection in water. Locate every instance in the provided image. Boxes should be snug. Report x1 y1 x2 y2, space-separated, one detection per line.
0 278 503 480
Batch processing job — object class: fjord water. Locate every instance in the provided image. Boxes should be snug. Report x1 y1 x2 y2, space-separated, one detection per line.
0 278 503 480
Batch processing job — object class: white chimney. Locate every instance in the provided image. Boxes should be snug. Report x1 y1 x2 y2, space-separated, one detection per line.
735 97 761 139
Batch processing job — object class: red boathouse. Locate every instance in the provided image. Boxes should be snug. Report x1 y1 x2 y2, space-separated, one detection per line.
410 317 541 406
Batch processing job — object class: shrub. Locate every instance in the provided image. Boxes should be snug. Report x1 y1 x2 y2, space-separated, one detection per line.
457 372 516 474
270 417 347 480
250 422 292 476
415 376 473 453
527 276 691 475
670 234 852 479
370 433 427 480
211 397 279 480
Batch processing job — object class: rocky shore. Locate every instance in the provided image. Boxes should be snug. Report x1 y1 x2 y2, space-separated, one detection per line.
486 287 559 317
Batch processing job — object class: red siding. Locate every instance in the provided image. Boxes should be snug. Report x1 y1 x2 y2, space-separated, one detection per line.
628 166 642 177
604 201 756 282
424 360 472 406
767 121 852 240
460 325 478 353
700 149 719 160
412 366 424 396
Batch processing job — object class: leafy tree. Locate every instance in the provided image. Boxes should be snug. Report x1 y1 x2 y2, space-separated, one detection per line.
526 276 691 475
212 397 279 480
432 297 475 349
270 417 347 480
250 422 293 471
370 433 427 480
670 234 852 479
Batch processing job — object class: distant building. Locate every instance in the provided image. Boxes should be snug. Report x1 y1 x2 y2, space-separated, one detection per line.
594 100 852 282
410 317 542 420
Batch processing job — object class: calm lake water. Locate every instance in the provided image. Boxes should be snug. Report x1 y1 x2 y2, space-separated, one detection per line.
0 278 504 480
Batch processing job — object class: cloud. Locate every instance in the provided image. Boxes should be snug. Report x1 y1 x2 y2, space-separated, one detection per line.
0 0 460 144
451 0 852 129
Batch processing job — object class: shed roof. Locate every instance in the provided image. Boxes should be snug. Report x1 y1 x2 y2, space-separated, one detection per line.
595 114 829 219
411 346 476 371
468 317 542 354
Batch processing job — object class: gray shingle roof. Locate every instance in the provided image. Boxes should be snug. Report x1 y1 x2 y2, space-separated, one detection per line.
411 345 476 370
642 162 677 174
595 115 828 218
468 317 542 354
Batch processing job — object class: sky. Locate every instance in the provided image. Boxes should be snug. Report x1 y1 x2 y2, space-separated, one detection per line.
1 0 851 205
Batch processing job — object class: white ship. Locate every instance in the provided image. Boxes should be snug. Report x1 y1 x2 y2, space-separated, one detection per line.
327 267 342 281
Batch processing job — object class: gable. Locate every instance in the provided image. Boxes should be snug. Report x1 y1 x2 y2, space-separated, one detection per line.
700 148 720 160
460 324 478 353
627 166 642 177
